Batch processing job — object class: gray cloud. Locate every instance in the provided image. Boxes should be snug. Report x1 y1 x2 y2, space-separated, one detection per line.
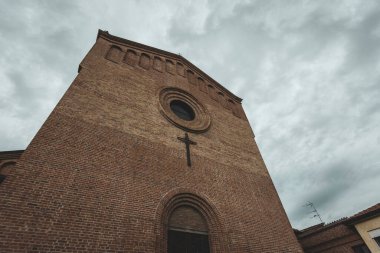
0 0 379 229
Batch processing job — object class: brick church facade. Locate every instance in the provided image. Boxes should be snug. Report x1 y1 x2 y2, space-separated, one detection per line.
0 30 303 252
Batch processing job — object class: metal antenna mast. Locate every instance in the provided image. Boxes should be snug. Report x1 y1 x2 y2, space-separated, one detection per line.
304 201 324 224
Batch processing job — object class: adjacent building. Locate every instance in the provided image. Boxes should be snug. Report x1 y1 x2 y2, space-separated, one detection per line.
295 203 380 253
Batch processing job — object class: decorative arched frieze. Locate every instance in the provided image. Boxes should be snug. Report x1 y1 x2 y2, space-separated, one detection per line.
139 53 151 70
153 56 163 72
123 49 138 66
225 99 233 110
103 42 245 120
207 85 218 101
227 99 241 118
105 45 123 63
198 78 208 94
217 92 228 109
176 62 185 77
166 59 175 74
154 188 229 253
187 70 196 85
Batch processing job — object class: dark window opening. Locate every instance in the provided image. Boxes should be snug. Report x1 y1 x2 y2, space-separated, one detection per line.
374 236 380 247
352 244 371 253
168 229 210 253
170 100 195 121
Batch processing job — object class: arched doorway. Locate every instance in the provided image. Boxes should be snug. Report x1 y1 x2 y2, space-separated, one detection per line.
168 205 210 253
154 189 229 253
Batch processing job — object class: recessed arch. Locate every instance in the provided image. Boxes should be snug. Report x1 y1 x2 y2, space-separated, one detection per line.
139 53 151 69
153 56 163 72
176 62 185 76
166 59 175 74
123 49 138 66
227 99 242 118
105 45 123 63
0 161 16 184
207 85 218 101
198 77 208 93
0 161 16 169
187 70 196 84
154 188 229 253
217 92 228 108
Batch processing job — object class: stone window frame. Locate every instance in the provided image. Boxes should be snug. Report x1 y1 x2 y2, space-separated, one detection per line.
159 87 211 133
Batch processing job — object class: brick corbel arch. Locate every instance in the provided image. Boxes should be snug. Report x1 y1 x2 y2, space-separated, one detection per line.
154 188 229 253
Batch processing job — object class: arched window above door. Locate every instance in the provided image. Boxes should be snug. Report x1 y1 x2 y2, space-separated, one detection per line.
169 206 208 233
168 206 210 253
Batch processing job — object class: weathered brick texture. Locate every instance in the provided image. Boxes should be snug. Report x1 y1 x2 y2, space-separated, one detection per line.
0 30 303 252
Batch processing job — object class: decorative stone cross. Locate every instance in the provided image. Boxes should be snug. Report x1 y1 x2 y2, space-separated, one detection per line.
177 133 197 167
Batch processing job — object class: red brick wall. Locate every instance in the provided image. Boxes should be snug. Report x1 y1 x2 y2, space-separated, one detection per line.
0 32 303 253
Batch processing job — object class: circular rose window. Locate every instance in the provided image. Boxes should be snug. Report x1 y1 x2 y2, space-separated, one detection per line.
159 87 211 133
170 100 195 121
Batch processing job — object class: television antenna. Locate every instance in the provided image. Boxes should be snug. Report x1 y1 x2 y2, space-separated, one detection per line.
304 201 323 223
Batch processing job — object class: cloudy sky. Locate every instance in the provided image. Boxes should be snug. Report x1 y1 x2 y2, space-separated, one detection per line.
1 0 379 229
